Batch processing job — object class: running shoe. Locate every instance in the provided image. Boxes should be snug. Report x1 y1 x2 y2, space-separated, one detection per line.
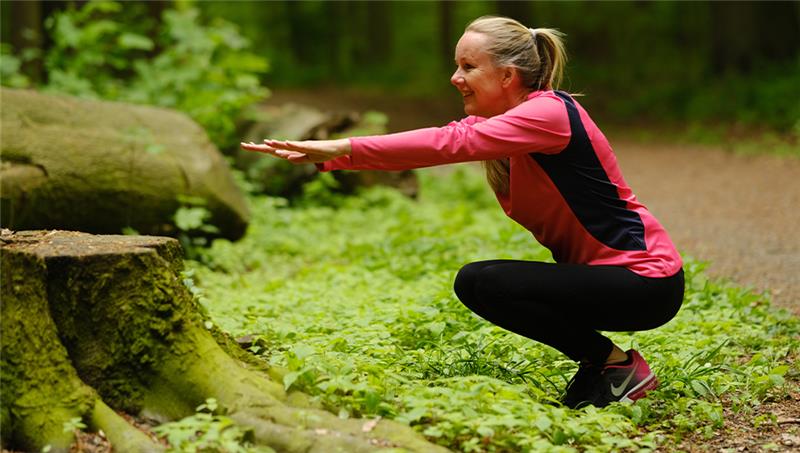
561 362 603 409
562 349 659 409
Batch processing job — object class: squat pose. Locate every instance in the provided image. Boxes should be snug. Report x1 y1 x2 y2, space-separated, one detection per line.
242 16 684 409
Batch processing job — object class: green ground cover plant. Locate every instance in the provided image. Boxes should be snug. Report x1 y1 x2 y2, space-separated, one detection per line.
184 165 797 452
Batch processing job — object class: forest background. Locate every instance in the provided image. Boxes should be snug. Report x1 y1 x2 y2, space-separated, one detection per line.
2 1 800 452
3 0 799 145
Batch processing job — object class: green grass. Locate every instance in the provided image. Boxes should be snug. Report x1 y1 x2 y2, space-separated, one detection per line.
608 121 800 159
186 165 799 452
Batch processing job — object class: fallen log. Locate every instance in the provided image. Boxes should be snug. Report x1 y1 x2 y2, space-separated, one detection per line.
1 88 250 240
0 229 448 452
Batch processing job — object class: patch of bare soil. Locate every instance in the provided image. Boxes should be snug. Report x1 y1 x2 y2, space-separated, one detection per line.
612 140 800 316
665 390 800 453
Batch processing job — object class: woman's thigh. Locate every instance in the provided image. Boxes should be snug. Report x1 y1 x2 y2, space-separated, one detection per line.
455 260 684 332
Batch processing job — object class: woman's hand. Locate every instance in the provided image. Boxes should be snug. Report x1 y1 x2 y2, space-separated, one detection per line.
240 138 351 164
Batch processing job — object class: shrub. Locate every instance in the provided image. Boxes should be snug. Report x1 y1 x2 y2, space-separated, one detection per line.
31 0 269 149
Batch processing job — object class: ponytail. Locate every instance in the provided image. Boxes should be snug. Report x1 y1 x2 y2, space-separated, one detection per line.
529 27 567 91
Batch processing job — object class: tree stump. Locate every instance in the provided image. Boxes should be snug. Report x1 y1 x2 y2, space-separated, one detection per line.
0 230 449 453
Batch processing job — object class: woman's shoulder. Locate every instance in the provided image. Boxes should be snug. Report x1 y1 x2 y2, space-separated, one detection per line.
523 89 571 107
504 90 570 124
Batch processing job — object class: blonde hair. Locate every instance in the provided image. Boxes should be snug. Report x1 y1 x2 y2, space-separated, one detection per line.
465 16 568 194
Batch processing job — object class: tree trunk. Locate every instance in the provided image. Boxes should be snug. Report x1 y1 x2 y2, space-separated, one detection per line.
366 1 391 64
7 0 44 83
709 1 800 74
439 1 454 70
495 1 533 26
0 230 449 453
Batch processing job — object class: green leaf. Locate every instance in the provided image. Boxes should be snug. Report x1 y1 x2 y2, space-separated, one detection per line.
768 374 785 387
476 425 494 438
690 379 709 397
118 33 154 51
174 206 210 231
291 344 315 360
179 165 800 451
283 371 299 391
770 365 789 376
403 406 427 423
426 321 446 336
534 414 552 431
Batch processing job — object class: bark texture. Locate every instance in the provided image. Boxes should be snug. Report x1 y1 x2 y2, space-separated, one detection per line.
0 230 449 453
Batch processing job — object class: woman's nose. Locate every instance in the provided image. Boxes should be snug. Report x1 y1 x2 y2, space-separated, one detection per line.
451 70 463 87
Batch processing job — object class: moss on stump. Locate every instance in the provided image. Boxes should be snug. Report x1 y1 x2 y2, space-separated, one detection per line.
0 230 450 453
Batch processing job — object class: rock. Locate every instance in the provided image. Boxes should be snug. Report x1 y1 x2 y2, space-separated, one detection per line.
0 88 250 240
333 111 419 199
237 103 350 198
239 103 418 199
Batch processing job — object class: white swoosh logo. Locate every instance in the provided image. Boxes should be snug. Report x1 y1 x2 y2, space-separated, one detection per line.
610 369 636 397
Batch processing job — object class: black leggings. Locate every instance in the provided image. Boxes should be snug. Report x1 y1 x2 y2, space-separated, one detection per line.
453 260 685 366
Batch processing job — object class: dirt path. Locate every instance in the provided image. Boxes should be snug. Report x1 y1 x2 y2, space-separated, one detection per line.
266 88 800 315
613 140 800 315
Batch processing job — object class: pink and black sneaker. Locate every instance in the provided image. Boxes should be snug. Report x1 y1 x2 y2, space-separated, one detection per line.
562 349 659 409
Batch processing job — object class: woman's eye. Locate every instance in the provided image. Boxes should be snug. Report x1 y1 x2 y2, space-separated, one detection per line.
464 64 474 70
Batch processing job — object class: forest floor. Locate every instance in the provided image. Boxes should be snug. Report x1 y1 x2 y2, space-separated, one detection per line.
263 88 800 452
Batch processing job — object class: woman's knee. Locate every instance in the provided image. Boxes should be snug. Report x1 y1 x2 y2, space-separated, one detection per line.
637 271 686 329
453 262 484 305
650 270 685 329
650 288 685 328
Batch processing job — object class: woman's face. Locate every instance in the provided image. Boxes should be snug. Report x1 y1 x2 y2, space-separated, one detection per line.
451 32 511 118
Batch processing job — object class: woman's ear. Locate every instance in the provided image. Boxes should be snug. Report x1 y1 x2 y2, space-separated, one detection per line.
501 66 518 88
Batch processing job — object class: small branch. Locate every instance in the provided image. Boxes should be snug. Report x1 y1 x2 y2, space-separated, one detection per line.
778 417 800 425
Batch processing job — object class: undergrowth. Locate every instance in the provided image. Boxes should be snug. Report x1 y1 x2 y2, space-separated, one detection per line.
187 164 799 452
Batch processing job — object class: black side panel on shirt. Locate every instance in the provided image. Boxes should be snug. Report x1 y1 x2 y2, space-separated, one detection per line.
530 91 646 251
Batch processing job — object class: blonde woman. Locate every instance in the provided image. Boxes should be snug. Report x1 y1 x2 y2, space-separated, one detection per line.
242 16 684 409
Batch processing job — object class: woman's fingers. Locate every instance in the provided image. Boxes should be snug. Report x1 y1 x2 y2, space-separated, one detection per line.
263 139 299 151
240 142 309 164
264 139 328 156
275 150 308 159
240 141 278 154
241 139 333 165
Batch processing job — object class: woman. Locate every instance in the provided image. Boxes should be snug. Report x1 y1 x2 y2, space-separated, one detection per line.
241 16 684 409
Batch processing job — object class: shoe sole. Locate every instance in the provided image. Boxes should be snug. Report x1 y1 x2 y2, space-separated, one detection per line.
619 373 658 404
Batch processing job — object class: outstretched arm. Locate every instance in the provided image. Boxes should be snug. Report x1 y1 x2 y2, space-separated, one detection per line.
240 95 571 171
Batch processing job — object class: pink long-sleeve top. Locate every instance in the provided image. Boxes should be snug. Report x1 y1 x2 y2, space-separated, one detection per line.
318 90 682 278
